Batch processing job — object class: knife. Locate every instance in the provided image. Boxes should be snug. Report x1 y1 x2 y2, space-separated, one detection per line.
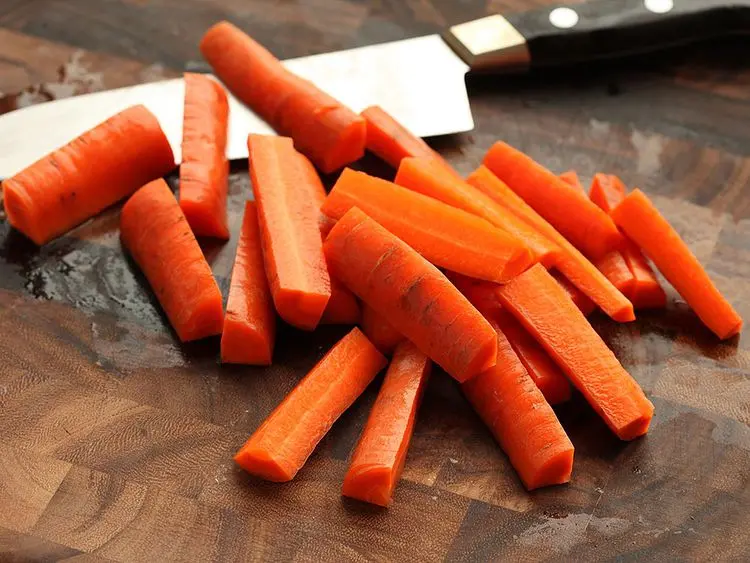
1 0 747 179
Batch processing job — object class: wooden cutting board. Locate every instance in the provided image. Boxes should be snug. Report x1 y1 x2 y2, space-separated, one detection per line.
1 1 749 561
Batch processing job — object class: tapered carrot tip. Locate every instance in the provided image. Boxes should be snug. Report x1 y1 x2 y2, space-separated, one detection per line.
342 465 394 507
234 448 293 482
526 448 575 491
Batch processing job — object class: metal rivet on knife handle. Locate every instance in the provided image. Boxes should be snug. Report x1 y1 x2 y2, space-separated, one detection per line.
442 15 530 72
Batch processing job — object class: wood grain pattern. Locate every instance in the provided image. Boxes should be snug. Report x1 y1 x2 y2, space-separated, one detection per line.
1 0 750 561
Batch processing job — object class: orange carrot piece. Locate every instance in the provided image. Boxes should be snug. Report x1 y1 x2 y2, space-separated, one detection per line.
120 179 223 342
201 22 365 173
361 105 458 177
248 135 331 330
483 142 624 259
394 157 558 266
221 202 276 364
179 73 230 239
589 173 627 214
594 250 636 299
3 105 174 245
360 304 404 355
551 270 597 316
612 189 742 339
462 309 574 489
467 166 633 322
235 327 386 481
497 264 655 440
323 168 533 284
321 283 362 325
449 274 572 406
559 170 585 194
342 340 431 506
324 207 497 382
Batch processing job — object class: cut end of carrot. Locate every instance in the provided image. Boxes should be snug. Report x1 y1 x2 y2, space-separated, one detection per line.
462 337 499 383
179 197 230 240
220 320 274 365
616 406 654 441
525 447 575 491
274 288 331 331
342 465 394 508
178 292 224 342
318 113 368 174
2 181 43 245
234 448 294 482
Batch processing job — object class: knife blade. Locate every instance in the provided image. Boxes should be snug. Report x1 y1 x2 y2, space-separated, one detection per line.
1 0 748 179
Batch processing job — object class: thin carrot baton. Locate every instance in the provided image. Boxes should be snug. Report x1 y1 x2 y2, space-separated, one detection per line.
235 327 386 482
324 207 497 382
179 73 230 239
3 105 174 245
120 179 223 343
551 270 597 317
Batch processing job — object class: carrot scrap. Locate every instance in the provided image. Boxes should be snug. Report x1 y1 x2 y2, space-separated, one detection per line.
559 170 586 194
324 207 497 382
248 134 331 330
220 202 276 364
394 157 558 266
342 340 431 506
361 105 458 177
235 327 386 481
551 270 597 316
589 173 627 214
201 21 365 173
322 168 533 283
360 304 404 355
483 142 624 259
120 179 223 342
179 73 230 239
467 166 634 322
461 300 574 489
497 264 655 441
612 189 742 339
3 105 174 245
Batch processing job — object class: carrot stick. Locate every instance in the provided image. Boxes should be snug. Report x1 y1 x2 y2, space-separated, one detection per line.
3 105 174 245
179 73 230 239
594 250 636 298
360 304 404 355
483 142 624 259
461 304 574 489
361 105 458 177
551 270 597 316
612 189 742 339
589 173 627 214
120 179 223 342
248 134 331 330
587 174 667 310
559 170 585 194
221 201 276 364
394 157 558 266
497 264 655 440
235 327 386 481
467 166 634 322
323 168 533 284
324 207 497 382
201 22 366 173
342 340 431 506
321 283 362 325
449 274 572 406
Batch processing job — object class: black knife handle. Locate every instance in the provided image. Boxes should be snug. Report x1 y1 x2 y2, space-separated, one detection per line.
444 1 750 72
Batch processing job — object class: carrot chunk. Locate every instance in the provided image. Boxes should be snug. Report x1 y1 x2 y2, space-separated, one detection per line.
179 73 230 239
221 202 276 364
342 341 431 506
483 142 624 259
3 105 174 245
467 166 634 322
201 22 365 173
235 327 386 481
395 157 558 266
248 135 331 330
612 189 742 339
559 170 585 194
120 179 223 342
324 207 497 382
497 264 654 441
360 304 404 356
323 168 533 284
589 173 627 214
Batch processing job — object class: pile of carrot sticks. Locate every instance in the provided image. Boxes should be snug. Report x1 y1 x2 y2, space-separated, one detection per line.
1 21 742 508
